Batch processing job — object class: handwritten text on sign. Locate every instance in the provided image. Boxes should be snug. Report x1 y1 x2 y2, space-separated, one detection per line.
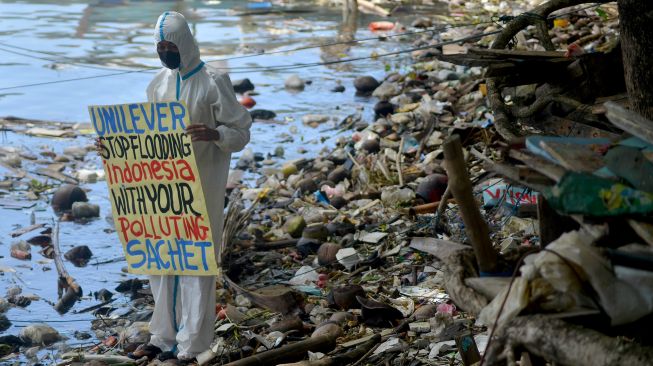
89 102 217 276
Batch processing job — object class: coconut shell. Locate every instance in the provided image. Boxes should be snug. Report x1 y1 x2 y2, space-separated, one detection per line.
327 285 366 310
317 243 341 266
311 321 342 339
413 304 438 320
357 296 404 327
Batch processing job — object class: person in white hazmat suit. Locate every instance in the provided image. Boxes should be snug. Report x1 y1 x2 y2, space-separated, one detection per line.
130 11 252 361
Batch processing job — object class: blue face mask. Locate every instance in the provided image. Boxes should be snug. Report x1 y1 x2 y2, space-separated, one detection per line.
158 50 180 69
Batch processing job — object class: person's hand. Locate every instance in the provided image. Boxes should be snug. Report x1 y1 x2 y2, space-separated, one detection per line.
185 124 220 142
94 138 104 157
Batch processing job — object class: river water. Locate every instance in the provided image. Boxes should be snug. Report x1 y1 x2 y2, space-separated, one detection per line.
0 0 444 357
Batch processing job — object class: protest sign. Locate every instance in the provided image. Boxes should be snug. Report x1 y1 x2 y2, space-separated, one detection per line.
88 101 217 276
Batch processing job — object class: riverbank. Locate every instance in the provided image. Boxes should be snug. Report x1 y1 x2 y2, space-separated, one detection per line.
2 1 643 365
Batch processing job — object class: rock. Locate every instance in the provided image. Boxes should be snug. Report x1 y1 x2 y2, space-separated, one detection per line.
71 202 100 218
296 237 322 257
0 335 23 355
285 74 305 90
51 184 87 212
54 155 70 163
20 324 62 346
232 78 255 93
297 178 317 194
274 146 285 157
317 243 341 266
361 139 380 153
354 76 380 94
412 17 433 28
302 223 329 241
63 146 87 160
437 69 459 81
94 289 113 301
284 216 306 239
329 196 348 210
64 245 93 267
302 114 330 127
1 154 21 168
374 101 395 117
327 285 366 310
327 166 349 183
115 279 143 293
331 85 345 93
326 221 355 236
416 174 448 203
353 121 369 131
250 109 276 120
7 296 31 308
372 82 402 100
0 315 10 332
381 187 415 207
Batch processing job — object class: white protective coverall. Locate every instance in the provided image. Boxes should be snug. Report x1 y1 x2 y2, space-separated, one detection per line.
146 11 252 359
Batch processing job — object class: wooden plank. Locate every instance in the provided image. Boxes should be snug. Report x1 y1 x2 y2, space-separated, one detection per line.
10 223 46 238
605 101 653 144
509 150 567 182
539 140 606 173
467 47 566 59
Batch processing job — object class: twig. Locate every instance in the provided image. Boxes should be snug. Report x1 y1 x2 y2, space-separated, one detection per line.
397 137 405 186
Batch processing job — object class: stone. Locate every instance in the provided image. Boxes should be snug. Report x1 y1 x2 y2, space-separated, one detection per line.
250 109 276 120
361 139 380 153
353 76 380 94
326 221 355 236
232 78 255 93
285 74 305 90
51 184 87 212
64 245 93 267
329 196 348 210
284 216 306 239
331 85 345 93
374 101 395 117
1 154 21 167
0 315 10 332
372 82 402 100
63 146 87 160
235 294 252 308
125 322 150 344
71 202 100 218
327 166 349 183
412 18 433 28
19 324 62 346
302 114 329 127
297 178 318 194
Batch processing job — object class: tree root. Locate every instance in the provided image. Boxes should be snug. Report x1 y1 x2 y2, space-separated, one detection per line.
485 315 653 366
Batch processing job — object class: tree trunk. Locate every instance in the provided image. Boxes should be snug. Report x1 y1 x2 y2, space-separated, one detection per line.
619 0 653 119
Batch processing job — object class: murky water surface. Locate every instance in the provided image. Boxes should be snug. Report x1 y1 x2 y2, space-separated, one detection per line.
0 0 443 355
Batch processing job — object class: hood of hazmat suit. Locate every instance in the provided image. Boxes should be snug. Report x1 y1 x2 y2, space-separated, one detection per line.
146 11 252 360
